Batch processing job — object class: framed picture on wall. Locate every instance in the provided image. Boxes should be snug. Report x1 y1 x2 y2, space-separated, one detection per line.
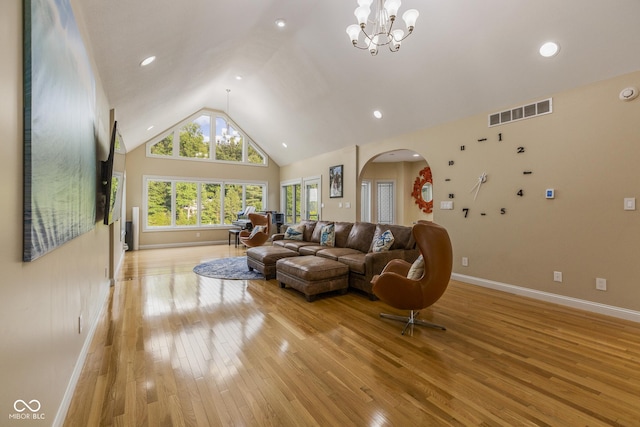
329 165 343 198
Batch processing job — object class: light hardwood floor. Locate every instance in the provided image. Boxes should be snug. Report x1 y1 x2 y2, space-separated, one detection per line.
64 244 640 426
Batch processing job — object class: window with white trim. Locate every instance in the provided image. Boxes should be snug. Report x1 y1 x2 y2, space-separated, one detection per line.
147 109 267 165
281 181 301 224
144 176 266 230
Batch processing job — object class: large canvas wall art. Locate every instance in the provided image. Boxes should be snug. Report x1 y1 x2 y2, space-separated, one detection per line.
23 0 97 261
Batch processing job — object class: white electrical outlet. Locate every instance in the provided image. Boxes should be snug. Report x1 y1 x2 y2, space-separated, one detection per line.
596 278 607 291
553 271 563 282
461 257 469 267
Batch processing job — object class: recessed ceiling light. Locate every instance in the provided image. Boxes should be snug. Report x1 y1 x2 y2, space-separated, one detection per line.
140 56 156 66
146 125 154 131
373 110 383 119
282 142 288 148
235 75 243 80
412 153 420 157
275 19 286 28
539 42 560 58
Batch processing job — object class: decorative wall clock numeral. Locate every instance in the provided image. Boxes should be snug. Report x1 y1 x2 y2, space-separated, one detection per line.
523 171 533 175
463 208 469 218
445 178 451 182
448 193 455 199
477 138 487 142
517 189 524 197
517 146 525 153
481 213 487 216
460 145 465 151
448 160 455 166
500 208 506 214
498 133 503 141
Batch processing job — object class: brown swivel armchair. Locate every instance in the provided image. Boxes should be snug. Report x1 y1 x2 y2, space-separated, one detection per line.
371 221 453 335
239 212 271 248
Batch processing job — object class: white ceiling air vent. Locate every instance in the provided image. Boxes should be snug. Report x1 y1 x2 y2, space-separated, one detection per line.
489 98 553 127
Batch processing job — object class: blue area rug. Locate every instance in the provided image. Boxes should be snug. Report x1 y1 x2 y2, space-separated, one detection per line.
193 256 264 280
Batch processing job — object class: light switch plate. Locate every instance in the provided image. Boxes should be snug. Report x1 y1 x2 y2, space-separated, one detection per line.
440 201 454 210
624 197 636 211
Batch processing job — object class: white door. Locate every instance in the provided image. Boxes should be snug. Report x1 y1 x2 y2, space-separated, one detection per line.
361 180 371 222
376 181 395 224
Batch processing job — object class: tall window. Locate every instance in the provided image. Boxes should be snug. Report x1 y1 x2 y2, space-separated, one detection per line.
304 178 321 221
361 180 371 222
282 183 301 224
147 109 267 165
144 176 266 230
377 181 395 224
215 118 243 162
180 115 210 159
201 183 221 225
175 182 198 226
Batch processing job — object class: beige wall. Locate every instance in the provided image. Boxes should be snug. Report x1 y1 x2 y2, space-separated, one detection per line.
359 71 640 312
1 1 112 425
125 142 281 248
280 145 358 222
360 160 434 226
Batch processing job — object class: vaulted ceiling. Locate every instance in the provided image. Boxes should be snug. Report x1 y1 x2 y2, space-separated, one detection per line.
76 0 640 166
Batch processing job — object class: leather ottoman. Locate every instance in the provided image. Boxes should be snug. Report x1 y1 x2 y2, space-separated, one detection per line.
276 256 349 302
246 246 299 279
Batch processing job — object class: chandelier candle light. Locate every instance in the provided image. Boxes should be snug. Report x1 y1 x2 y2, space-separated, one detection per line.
346 0 419 55
217 89 241 144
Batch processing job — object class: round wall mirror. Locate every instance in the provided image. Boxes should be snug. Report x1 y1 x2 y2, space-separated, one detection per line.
412 166 433 214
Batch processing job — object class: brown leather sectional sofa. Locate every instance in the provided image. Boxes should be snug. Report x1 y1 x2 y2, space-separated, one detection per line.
272 220 420 298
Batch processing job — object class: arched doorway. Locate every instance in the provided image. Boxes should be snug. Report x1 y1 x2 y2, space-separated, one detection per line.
358 149 433 226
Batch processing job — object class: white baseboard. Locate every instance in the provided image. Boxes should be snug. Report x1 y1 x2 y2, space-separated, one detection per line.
452 273 640 323
139 240 227 250
52 283 111 427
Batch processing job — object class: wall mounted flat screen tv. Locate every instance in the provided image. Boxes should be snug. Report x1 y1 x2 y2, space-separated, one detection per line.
102 121 126 225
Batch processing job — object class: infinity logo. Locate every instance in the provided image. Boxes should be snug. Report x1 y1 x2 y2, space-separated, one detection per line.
13 399 41 413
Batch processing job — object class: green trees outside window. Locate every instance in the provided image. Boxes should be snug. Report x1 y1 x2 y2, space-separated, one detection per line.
147 181 172 226
201 184 221 225
146 178 266 229
180 117 210 159
283 183 301 224
150 134 173 156
223 184 243 225
248 144 265 164
175 182 198 226
148 110 266 165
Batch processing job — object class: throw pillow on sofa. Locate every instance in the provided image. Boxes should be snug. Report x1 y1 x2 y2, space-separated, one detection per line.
320 223 335 247
372 229 394 252
407 255 424 280
284 224 305 241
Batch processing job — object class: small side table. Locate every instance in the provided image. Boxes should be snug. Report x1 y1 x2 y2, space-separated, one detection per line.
228 229 241 247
